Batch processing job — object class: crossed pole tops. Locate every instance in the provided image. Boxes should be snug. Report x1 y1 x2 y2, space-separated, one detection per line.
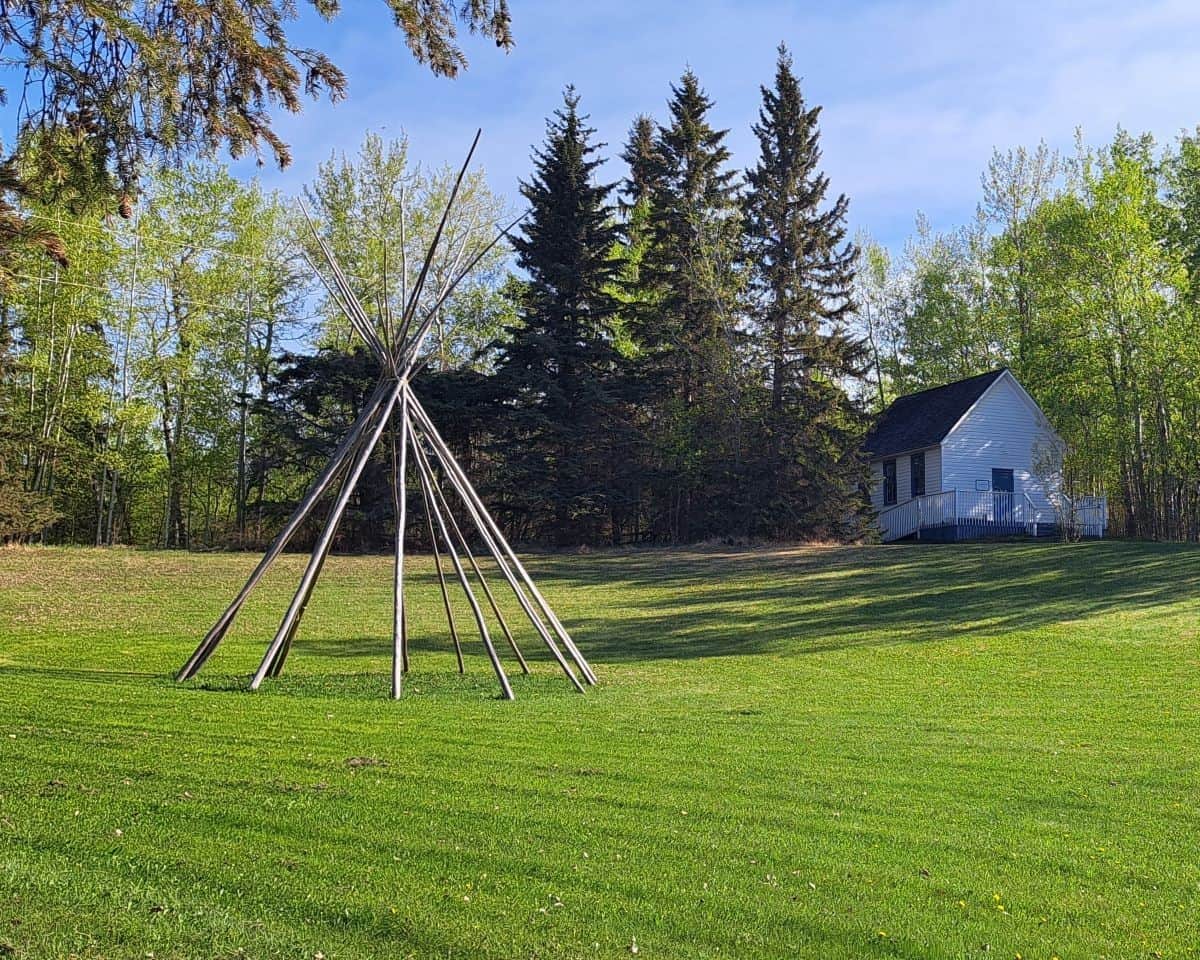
298 129 524 384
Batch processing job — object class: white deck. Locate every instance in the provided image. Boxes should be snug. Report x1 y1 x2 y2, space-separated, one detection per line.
877 489 1107 542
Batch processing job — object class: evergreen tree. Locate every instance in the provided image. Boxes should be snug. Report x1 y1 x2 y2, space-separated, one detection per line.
620 115 660 211
614 115 660 308
631 69 746 542
493 88 628 545
608 116 660 360
742 45 868 539
640 70 741 382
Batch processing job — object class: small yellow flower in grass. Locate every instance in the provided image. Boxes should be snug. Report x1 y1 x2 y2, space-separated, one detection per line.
958 900 967 908
877 931 888 939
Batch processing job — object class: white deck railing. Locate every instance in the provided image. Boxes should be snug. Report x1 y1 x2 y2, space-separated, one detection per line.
876 489 1099 542
922 490 958 528
959 490 1036 537
878 496 923 541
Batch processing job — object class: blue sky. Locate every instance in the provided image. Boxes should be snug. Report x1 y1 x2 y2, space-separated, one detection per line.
57 2 1200 250
236 0 1200 251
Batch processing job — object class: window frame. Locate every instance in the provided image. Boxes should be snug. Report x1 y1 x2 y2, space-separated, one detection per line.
882 458 898 506
910 451 926 498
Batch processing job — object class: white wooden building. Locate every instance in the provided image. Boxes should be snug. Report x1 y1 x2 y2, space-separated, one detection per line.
864 369 1105 541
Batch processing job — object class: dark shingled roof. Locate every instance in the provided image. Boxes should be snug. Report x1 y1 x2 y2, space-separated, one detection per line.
863 369 1007 459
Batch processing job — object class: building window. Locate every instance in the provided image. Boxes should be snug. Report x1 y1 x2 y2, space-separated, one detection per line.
910 451 926 498
882 459 897 506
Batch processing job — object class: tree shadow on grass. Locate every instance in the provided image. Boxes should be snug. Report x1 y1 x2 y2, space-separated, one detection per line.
110 541 1198 679
0 665 165 686
527 541 1200 663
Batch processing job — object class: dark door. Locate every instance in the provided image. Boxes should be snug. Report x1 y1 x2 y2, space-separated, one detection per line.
992 468 1014 525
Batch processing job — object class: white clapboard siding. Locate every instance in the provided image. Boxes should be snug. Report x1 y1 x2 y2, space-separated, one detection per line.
925 445 943 497
939 373 1062 516
869 459 886 511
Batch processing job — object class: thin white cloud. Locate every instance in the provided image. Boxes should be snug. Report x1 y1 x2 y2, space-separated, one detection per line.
236 0 1200 250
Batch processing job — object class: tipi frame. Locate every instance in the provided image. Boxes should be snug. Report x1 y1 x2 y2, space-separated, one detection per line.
175 132 596 700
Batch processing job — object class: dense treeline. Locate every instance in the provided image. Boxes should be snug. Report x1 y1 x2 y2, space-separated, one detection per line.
1 48 871 549
5 46 1200 547
855 133 1200 540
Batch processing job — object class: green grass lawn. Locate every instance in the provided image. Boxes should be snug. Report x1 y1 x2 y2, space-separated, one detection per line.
1 541 1198 959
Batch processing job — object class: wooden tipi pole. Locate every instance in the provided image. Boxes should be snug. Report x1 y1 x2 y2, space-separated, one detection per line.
408 422 529 674
175 378 391 681
390 389 410 698
249 378 404 690
406 390 597 684
408 408 514 700
418 453 464 673
405 392 586 692
265 436 369 680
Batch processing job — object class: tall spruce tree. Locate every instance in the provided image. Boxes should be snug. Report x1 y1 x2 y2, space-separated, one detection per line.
743 45 868 539
620 115 660 211
640 70 741 386
631 69 746 542
614 115 660 298
493 88 628 545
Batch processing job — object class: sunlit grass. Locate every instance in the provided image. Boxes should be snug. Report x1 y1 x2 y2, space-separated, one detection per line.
1 541 1198 958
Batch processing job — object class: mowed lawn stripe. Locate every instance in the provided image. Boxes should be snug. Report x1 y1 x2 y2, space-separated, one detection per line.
1 542 1198 958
